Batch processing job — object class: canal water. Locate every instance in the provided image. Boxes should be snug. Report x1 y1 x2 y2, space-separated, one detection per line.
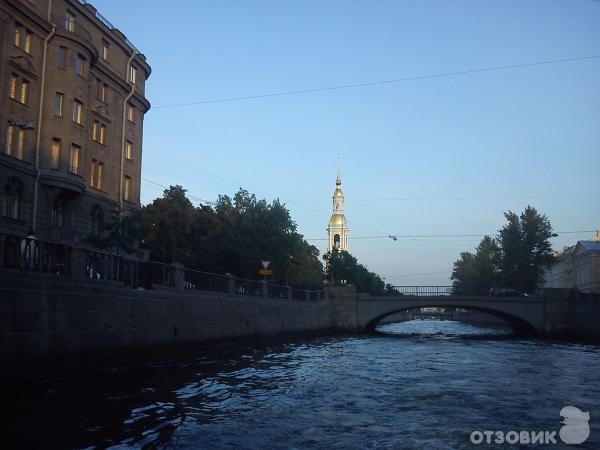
5 321 600 449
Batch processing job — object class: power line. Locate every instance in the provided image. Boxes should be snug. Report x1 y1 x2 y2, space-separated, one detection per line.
142 178 214 205
305 230 597 241
290 194 600 203
153 55 600 109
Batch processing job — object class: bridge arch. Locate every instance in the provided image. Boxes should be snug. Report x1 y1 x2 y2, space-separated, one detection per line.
363 304 538 336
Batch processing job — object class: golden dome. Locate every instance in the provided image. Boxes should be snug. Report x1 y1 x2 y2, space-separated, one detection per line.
329 213 347 227
333 188 344 198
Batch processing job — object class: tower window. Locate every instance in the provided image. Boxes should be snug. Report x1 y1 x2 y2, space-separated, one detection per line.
334 234 341 249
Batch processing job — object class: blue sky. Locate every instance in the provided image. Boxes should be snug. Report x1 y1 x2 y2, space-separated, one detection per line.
95 0 599 284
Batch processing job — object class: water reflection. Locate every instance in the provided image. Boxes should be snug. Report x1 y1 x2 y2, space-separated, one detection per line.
4 321 600 449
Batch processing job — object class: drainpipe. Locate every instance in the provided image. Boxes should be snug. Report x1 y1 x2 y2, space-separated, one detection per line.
119 49 137 214
116 48 137 256
32 1 55 233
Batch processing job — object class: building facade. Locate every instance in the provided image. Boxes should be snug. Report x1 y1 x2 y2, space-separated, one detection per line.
544 232 600 294
0 0 150 246
327 168 349 252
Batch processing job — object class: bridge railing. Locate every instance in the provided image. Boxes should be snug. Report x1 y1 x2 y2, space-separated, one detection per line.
392 285 454 297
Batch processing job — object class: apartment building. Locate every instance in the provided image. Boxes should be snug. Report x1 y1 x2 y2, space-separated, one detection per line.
0 0 150 245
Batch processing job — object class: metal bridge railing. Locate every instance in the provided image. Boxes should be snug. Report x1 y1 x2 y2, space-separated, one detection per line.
392 286 454 297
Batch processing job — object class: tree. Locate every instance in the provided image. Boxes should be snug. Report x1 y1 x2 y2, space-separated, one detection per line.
324 248 386 295
140 187 324 289
451 206 555 295
497 206 555 292
451 236 499 295
142 185 196 264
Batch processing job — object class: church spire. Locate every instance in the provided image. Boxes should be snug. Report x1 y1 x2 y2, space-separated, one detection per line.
327 157 349 252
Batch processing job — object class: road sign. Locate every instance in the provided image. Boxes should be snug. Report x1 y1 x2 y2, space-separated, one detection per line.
261 260 271 269
259 269 273 276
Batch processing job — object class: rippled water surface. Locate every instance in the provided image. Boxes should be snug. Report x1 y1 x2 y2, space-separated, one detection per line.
6 321 600 449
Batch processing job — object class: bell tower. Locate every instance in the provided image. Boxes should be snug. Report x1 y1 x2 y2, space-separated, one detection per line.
327 163 349 252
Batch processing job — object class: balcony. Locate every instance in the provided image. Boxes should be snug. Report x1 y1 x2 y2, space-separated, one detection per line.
39 169 86 195
52 14 93 47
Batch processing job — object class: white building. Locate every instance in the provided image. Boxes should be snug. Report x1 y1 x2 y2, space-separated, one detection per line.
544 232 600 293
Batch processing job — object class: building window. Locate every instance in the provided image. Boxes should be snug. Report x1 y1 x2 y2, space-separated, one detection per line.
89 205 104 235
19 80 29 104
129 66 137 85
9 75 30 104
14 24 32 53
92 121 106 144
54 93 63 116
14 24 22 47
123 176 132 201
90 159 105 190
3 177 25 220
58 46 67 69
70 144 80 174
6 125 14 155
76 54 86 78
50 200 65 227
65 11 76 32
125 141 133 160
101 40 109 61
5 125 25 159
72 100 83 125
97 80 108 102
127 104 135 122
24 31 32 54
51 138 61 169
9 74 18 100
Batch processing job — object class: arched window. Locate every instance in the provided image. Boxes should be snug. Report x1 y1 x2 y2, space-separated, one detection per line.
2 177 25 220
89 204 104 235
50 200 65 227
334 234 341 249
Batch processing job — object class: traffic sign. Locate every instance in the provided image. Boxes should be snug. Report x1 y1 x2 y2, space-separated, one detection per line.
259 269 273 276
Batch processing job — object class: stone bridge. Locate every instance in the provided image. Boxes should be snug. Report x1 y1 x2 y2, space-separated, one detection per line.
328 287 573 336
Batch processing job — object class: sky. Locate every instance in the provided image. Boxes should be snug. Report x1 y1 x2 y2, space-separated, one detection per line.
93 0 599 285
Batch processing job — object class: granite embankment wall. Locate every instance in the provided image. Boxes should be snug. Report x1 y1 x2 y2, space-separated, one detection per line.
0 270 332 361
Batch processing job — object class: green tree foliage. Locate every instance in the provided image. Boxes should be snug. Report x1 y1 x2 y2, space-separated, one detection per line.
497 206 556 292
324 248 386 295
141 186 324 289
142 185 196 263
451 236 499 295
451 206 555 294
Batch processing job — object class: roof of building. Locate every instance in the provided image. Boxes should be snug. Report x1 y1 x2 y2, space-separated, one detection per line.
577 240 600 252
